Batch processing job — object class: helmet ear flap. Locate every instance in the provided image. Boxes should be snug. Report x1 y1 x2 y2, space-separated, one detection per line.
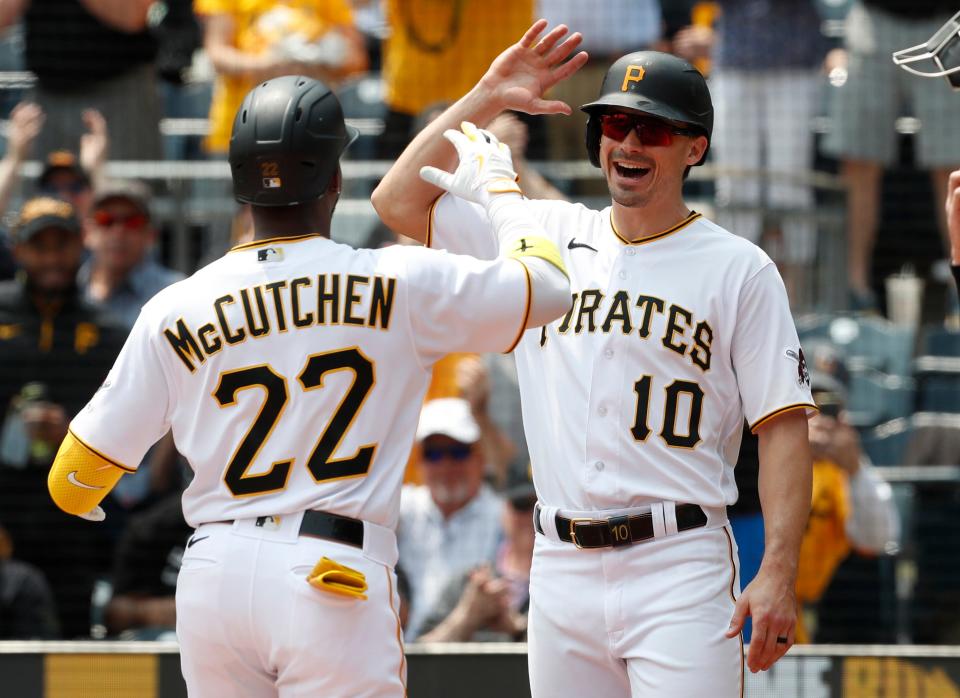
585 114 602 168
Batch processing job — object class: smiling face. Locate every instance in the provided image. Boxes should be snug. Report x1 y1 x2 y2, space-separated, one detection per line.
599 109 708 210
15 226 84 294
84 196 155 276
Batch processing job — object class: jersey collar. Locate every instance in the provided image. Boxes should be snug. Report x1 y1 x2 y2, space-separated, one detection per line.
610 210 701 246
228 233 324 253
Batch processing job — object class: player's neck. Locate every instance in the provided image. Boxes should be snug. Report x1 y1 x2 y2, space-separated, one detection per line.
250 201 333 242
610 199 693 243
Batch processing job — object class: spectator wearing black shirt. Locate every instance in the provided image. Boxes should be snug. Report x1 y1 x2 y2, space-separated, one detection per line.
0 521 58 639
0 196 125 637
104 493 192 639
0 0 161 160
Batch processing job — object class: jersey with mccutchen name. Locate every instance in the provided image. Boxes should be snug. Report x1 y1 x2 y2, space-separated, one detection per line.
69 234 531 529
430 195 816 511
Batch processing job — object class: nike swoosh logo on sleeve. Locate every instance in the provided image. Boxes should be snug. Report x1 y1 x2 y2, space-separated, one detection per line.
186 535 210 549
67 471 104 490
567 238 598 252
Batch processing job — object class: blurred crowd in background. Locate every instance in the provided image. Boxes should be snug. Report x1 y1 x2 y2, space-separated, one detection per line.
1 0 960 651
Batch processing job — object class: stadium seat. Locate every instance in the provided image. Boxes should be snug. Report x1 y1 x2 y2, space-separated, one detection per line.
919 326 960 358
915 373 960 413
845 369 915 428
863 412 960 466
861 417 912 466
797 314 915 377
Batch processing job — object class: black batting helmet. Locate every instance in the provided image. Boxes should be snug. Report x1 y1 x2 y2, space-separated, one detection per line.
229 76 359 206
581 51 713 168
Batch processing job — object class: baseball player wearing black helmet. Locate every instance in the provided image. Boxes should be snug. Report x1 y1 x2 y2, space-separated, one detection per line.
46 73 573 697
581 50 713 168
229 75 359 207
375 20 815 697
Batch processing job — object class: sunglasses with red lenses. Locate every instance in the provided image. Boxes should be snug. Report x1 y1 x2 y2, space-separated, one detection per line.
599 113 700 147
92 210 148 230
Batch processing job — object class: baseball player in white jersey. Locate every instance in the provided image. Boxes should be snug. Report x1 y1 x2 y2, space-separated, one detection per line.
373 21 816 697
45 76 571 697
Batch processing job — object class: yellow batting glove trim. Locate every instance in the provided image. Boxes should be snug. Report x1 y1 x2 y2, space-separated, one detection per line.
307 557 369 600
508 236 569 277
487 178 522 195
48 431 128 516
461 121 483 142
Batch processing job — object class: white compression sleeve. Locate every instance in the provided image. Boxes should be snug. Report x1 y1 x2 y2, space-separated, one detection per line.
486 193 571 328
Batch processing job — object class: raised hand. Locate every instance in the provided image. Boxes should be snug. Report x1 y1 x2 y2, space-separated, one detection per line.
946 169 960 264
79 109 109 176
5 101 45 162
479 19 589 116
419 121 521 206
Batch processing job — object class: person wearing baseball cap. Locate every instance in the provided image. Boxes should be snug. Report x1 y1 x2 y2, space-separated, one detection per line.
36 151 93 218
398 397 506 640
11 197 83 298
375 17 820 695
418 467 537 643
79 179 183 329
0 196 125 638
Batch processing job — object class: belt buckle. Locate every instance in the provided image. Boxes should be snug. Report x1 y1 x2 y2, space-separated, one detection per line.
568 517 594 549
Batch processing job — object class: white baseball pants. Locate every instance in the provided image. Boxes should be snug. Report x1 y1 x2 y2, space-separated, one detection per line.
175 513 406 697
528 506 743 698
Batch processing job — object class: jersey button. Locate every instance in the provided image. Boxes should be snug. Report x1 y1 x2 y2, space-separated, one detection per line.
604 349 614 359
595 461 605 472
598 406 607 416
618 270 627 280
625 248 636 256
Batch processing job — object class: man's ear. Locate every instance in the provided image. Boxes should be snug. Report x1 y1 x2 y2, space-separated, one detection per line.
687 135 709 166
328 167 342 196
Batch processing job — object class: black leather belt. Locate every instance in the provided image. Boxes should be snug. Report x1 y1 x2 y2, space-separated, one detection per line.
534 503 707 549
213 510 364 548
295 510 364 548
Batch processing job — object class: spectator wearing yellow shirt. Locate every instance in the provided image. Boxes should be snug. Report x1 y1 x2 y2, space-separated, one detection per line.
195 0 367 154
796 371 900 642
378 0 533 158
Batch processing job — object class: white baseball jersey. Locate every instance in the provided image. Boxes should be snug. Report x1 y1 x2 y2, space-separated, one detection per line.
69 233 534 529
430 194 816 511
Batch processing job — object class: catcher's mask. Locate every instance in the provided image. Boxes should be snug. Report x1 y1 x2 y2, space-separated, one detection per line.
893 10 960 90
581 51 713 168
229 76 359 206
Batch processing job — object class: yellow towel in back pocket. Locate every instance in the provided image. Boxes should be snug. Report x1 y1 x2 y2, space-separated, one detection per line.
306 557 368 600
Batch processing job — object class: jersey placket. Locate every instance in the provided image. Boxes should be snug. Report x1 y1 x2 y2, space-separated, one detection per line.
580 245 635 506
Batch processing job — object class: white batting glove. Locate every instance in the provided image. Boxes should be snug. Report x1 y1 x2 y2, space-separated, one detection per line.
78 506 105 522
420 121 522 208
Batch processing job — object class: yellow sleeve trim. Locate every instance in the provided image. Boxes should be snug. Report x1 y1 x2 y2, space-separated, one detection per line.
507 235 568 278
48 431 131 516
504 259 532 354
749 403 819 433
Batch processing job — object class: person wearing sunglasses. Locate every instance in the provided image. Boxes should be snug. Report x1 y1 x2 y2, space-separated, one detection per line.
374 20 816 697
79 180 184 330
0 197 125 638
397 397 505 641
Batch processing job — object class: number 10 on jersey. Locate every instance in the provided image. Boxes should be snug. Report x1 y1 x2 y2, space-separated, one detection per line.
631 376 704 449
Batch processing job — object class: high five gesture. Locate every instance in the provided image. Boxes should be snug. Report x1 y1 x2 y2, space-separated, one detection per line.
373 21 587 238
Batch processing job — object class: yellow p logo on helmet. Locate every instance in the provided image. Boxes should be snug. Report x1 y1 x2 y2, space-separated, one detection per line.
621 65 646 91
